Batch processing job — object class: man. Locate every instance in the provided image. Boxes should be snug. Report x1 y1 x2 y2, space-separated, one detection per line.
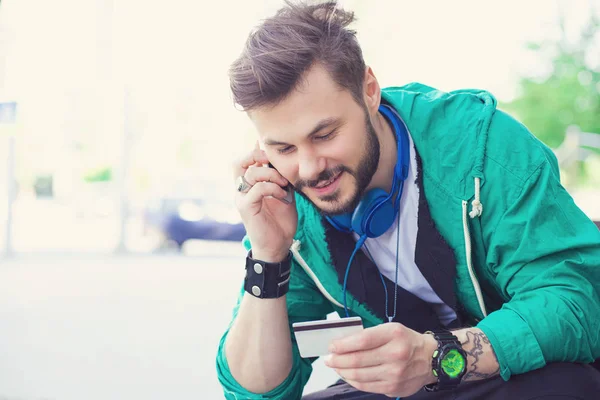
216 1 600 399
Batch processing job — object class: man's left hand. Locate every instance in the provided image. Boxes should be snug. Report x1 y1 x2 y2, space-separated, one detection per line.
324 322 438 397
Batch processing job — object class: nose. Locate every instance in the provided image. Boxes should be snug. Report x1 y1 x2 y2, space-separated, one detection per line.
298 149 326 183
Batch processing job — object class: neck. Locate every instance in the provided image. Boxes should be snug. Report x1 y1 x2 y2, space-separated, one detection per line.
367 109 398 194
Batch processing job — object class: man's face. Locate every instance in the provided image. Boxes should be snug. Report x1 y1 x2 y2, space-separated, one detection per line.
250 64 380 216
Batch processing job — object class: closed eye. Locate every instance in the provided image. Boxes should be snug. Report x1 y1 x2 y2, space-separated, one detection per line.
315 129 338 141
276 145 295 155
276 129 338 154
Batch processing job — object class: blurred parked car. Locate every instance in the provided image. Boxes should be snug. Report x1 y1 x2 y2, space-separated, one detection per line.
142 194 246 251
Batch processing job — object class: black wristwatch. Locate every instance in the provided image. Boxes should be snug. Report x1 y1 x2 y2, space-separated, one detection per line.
424 329 467 391
244 250 292 299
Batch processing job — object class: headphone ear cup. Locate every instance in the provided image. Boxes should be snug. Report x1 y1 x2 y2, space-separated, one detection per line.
352 189 395 238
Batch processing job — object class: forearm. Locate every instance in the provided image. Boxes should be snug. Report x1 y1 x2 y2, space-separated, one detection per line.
224 294 293 393
454 327 500 381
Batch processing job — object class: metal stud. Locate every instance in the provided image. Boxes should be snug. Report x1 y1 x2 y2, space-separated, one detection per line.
253 263 263 274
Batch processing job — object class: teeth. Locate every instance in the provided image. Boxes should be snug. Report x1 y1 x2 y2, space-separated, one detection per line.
316 174 337 189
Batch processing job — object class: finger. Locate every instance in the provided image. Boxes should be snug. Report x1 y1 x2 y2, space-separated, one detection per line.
232 148 270 179
330 323 399 354
324 347 385 369
334 364 389 383
245 165 289 187
240 181 289 207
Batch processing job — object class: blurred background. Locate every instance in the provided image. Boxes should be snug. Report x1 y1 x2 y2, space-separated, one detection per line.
0 0 599 399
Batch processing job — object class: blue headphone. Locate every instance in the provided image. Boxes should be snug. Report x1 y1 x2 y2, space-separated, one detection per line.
325 103 410 239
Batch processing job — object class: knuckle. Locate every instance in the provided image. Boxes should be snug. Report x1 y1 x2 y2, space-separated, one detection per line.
390 324 405 338
244 167 258 183
348 353 361 368
263 166 278 179
266 169 280 183
390 365 404 378
252 181 268 191
390 345 410 361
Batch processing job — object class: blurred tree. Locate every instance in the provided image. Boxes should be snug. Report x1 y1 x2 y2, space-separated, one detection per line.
501 2 600 186
83 167 113 183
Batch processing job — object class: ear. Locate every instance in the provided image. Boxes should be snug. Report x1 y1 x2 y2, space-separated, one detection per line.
362 66 381 115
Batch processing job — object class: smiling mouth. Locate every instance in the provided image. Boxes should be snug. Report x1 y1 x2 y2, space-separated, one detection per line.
314 172 341 189
309 172 344 197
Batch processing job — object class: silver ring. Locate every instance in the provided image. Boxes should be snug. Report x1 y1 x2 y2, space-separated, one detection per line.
236 175 252 193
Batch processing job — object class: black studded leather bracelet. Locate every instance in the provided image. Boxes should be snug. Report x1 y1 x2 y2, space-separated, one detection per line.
244 250 292 299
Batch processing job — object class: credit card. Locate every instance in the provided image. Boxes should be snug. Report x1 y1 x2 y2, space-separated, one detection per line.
292 316 363 358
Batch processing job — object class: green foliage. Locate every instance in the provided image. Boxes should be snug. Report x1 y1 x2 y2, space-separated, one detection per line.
83 167 113 183
502 10 600 150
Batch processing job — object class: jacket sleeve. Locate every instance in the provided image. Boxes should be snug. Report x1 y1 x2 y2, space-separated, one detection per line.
477 158 600 381
216 238 334 399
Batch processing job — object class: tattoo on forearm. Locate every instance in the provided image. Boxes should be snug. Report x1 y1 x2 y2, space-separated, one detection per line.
460 331 500 381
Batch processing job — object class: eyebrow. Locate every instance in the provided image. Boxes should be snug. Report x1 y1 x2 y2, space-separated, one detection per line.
263 117 341 146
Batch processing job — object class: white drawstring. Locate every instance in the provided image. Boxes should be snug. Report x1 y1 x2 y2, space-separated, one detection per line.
469 177 483 219
462 200 488 318
290 240 345 309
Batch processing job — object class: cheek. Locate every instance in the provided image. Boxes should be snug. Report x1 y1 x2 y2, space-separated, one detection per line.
327 140 362 170
265 154 298 182
323 138 354 164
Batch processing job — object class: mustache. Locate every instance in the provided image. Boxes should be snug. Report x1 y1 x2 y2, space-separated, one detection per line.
294 165 350 191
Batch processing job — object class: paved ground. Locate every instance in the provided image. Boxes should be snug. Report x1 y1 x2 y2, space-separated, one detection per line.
0 244 338 400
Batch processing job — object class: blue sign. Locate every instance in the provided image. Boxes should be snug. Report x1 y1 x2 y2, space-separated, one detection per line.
0 102 17 124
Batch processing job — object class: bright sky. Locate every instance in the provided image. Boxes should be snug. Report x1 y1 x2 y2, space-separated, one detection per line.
0 0 598 192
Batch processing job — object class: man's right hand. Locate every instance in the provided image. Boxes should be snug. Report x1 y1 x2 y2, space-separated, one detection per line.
233 143 298 262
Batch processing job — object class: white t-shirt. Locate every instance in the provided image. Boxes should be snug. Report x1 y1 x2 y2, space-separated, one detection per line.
354 134 457 326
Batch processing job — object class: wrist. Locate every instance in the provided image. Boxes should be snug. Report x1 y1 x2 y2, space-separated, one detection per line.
251 248 290 263
423 329 468 392
244 250 292 299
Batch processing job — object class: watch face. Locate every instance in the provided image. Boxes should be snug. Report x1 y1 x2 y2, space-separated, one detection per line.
440 349 466 379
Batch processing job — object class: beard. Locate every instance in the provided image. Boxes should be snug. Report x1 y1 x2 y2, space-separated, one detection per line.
293 112 380 216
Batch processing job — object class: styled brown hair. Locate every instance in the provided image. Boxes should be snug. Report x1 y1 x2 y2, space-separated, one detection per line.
229 1 366 111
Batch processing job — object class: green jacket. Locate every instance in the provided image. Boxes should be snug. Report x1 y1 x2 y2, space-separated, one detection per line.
216 83 600 399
